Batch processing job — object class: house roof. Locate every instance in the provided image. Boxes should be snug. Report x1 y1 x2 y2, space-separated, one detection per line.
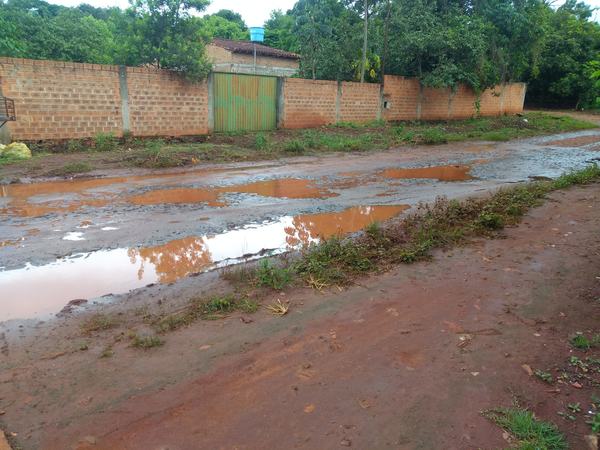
210 38 300 60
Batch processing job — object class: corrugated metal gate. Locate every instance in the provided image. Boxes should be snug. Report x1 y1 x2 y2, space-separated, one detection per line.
213 73 277 132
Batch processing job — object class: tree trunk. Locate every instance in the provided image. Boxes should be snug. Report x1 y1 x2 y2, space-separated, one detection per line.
360 0 368 83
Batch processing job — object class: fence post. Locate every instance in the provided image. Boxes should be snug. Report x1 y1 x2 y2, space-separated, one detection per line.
335 81 342 123
207 72 214 133
416 83 423 120
0 81 11 144
118 66 130 136
276 76 285 129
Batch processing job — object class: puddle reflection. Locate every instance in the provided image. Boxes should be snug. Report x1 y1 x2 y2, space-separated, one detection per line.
0 205 408 321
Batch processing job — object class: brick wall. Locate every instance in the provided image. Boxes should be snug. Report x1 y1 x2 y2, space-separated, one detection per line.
281 78 338 129
339 82 381 123
383 75 526 121
381 76 421 120
0 57 209 140
126 67 208 136
0 58 122 140
0 57 526 141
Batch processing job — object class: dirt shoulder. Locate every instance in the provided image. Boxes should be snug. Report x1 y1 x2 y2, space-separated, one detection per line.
0 183 598 449
0 112 594 182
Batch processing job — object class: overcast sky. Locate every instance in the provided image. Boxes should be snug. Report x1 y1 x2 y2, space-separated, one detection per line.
45 0 600 26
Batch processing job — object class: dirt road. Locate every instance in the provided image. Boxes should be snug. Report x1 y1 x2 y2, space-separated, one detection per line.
1 126 600 449
0 180 598 449
2 129 600 321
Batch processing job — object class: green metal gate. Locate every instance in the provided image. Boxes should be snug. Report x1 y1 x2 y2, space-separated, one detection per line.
213 73 278 132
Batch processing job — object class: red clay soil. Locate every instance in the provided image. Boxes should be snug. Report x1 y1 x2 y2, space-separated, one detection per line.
31 184 600 450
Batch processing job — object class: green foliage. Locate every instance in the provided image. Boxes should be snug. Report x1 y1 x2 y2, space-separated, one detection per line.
93 132 118 152
254 133 269 151
570 333 600 350
477 211 505 230
483 407 567 450
535 369 554 384
284 139 308 153
255 259 293 290
526 0 600 108
589 413 600 433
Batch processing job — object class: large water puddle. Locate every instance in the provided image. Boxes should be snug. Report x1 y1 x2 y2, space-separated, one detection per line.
0 204 408 321
1 177 335 217
381 165 473 181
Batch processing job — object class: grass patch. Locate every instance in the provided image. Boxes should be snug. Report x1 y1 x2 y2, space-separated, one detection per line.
81 314 119 335
93 132 118 152
570 333 600 350
483 407 567 450
130 334 164 349
46 162 93 177
255 259 293 290
151 294 259 333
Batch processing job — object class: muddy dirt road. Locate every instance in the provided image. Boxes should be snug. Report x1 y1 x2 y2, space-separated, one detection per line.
2 129 600 322
1 175 599 449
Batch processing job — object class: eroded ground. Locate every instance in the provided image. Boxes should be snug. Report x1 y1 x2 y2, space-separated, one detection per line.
1 125 600 449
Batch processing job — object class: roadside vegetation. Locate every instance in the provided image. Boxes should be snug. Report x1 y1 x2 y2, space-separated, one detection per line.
483 407 568 450
2 112 595 178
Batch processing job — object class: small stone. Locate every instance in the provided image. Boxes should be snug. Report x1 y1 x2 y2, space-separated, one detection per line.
340 438 352 447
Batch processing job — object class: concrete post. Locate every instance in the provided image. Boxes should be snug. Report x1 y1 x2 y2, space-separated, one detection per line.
416 83 424 121
118 66 130 135
276 77 285 129
0 78 11 144
207 73 214 133
335 81 342 123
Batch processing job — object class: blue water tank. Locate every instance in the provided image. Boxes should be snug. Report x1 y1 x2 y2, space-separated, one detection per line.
249 27 265 43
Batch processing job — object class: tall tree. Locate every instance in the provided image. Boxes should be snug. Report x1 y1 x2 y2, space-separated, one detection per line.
128 0 212 80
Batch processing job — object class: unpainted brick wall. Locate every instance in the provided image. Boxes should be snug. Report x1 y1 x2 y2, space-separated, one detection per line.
0 58 122 140
281 78 338 129
383 75 526 121
0 58 209 140
0 57 526 141
339 82 381 123
126 67 208 136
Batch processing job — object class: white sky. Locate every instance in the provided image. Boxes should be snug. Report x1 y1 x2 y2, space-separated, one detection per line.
43 0 600 26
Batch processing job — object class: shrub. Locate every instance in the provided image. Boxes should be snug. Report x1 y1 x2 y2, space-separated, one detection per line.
93 132 118 152
284 139 307 153
254 133 269 151
256 259 292 290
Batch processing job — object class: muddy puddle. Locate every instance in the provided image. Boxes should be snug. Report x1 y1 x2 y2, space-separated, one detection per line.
1 176 335 217
381 165 473 181
0 205 408 321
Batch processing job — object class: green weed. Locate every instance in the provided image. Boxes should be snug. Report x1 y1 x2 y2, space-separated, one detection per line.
47 162 93 177
255 259 293 290
284 139 307 153
483 407 567 450
130 334 164 349
535 369 554 384
570 333 600 350
588 413 600 433
93 132 118 152
254 133 269 151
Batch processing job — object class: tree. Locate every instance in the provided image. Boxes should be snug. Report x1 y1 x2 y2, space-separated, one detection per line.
264 10 298 52
128 0 212 80
199 14 248 40
525 0 600 108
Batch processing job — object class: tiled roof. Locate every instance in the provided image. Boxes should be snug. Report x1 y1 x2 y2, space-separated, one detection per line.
211 38 300 60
